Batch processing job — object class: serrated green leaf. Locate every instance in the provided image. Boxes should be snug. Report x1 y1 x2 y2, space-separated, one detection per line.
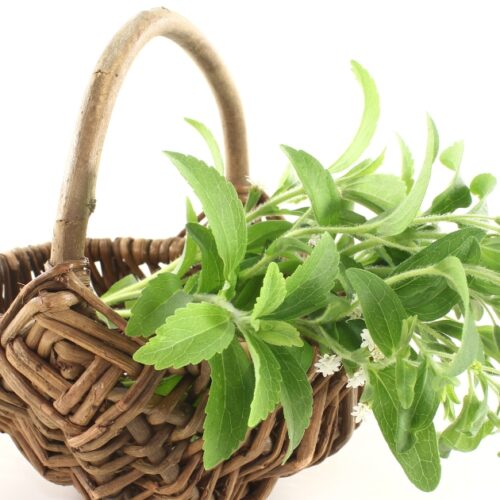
203 339 254 469
371 366 441 491
330 61 380 172
165 152 247 280
341 174 407 213
252 262 287 321
243 330 282 427
270 345 313 461
282 146 341 225
376 116 439 236
346 268 408 356
126 273 189 337
470 173 497 199
257 320 303 347
133 303 235 369
398 135 414 192
186 223 224 293
267 233 339 319
185 117 224 175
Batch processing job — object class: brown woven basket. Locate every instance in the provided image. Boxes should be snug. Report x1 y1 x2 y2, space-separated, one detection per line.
0 8 359 499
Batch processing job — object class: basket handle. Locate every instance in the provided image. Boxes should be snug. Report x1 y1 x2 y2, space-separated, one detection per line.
50 8 249 266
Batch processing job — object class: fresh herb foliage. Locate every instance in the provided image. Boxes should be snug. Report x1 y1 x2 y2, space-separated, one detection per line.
100 61 499 489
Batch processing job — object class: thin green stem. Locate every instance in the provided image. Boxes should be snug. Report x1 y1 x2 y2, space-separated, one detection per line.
246 186 305 222
238 254 274 280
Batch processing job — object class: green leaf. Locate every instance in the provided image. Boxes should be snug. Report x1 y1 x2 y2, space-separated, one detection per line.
470 173 497 198
121 374 183 396
185 117 224 175
282 146 341 225
346 268 408 356
396 358 418 410
439 140 464 171
257 320 303 347
440 393 494 453
288 342 314 372
393 228 485 274
341 174 407 213
174 197 199 277
431 256 484 376
101 274 137 300
371 367 441 492
446 311 483 377
376 116 439 236
330 61 380 172
270 345 313 461
410 358 441 430
155 374 183 396
203 339 254 469
126 273 189 337
480 236 500 272
391 229 484 320
165 152 247 280
247 220 292 252
398 135 414 192
133 303 235 369
477 324 500 362
430 182 472 215
245 185 263 213
252 262 287 321
433 256 469 309
242 330 282 427
340 149 385 180
186 223 224 293
267 233 339 319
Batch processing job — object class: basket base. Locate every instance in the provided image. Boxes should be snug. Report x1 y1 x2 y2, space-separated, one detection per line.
0 239 360 499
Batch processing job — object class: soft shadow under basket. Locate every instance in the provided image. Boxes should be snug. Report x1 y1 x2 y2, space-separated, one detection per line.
0 8 360 500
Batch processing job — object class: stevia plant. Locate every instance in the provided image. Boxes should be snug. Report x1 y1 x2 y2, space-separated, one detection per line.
101 61 500 492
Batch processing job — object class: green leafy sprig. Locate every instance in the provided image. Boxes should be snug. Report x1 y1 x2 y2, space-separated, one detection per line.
101 61 499 491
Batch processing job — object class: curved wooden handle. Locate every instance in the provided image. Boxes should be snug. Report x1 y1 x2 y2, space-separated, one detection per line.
50 7 249 266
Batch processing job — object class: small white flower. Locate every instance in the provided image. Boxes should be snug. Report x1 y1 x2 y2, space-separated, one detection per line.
347 368 366 388
360 329 385 361
308 235 320 247
351 402 370 423
314 354 342 377
348 307 363 320
245 175 267 192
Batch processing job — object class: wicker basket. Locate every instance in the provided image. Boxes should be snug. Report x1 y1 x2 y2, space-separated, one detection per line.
0 8 359 499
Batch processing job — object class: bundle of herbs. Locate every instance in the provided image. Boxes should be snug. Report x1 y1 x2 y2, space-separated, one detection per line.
100 61 499 492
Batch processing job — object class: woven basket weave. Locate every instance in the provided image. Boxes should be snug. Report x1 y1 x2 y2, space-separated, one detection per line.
0 8 359 499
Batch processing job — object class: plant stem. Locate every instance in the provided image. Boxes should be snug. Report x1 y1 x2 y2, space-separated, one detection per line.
246 186 305 222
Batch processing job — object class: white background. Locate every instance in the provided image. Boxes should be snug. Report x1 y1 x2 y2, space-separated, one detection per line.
0 1 498 498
